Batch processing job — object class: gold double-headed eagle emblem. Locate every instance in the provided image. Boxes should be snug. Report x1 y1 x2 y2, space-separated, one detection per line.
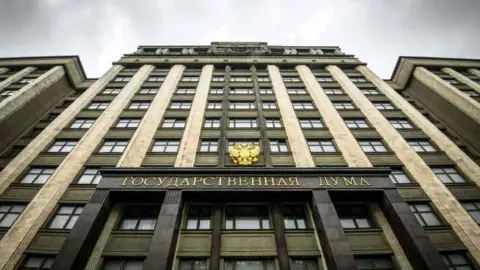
228 144 260 166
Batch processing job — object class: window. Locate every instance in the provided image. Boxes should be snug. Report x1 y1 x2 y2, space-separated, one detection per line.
262 102 277 110
389 119 413 129
212 76 225 82
207 102 222 110
283 77 301 82
0 90 17 97
409 203 442 226
139 88 158 94
265 119 282 128
230 76 251 82
360 89 379 95
177 88 196 94
408 140 436 152
101 259 144 270
225 205 270 229
432 167 466 183
307 140 336 153
259 88 273 94
350 77 367 83
444 79 459 84
316 77 334 82
113 76 131 82
299 119 324 128
324 88 343 95
442 253 474 270
336 204 373 229
464 90 479 97
116 118 141 128
87 102 109 110
20 255 55 270
230 88 253 94
355 257 394 270
48 140 77 153
373 102 395 110
179 260 207 270
129 102 150 110
102 88 121 95
228 140 260 150
345 119 369 129
270 140 288 152
186 205 212 230
162 118 186 128
199 141 218 152
257 76 270 82
293 102 314 110
77 168 102 184
148 76 165 82
461 202 480 224
99 140 129 153
122 68 138 72
287 88 307 94
283 205 306 229
0 204 25 228
333 102 355 110
119 207 158 230
48 205 83 229
359 140 387 153
152 140 180 152
20 168 55 184
231 102 255 110
229 119 258 128
224 260 275 270
389 169 412 184
170 102 191 109
210 88 223 94
291 259 320 270
19 78 35 84
70 118 95 129
181 76 199 82
204 119 220 128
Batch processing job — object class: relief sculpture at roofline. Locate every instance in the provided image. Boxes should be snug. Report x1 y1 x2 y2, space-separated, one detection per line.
210 42 269 55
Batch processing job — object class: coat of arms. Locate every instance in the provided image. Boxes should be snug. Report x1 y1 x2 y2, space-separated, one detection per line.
228 144 260 166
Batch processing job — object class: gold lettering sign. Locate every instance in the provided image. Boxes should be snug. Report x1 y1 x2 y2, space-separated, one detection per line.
229 144 260 166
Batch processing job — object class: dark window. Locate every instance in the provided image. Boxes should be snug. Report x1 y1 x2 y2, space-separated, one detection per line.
270 140 288 153
225 205 270 230
179 260 207 270
119 207 159 230
77 168 102 185
291 259 320 270
461 202 480 224
409 203 442 227
48 205 83 229
0 204 25 228
336 204 373 229
354 257 394 270
20 255 55 270
283 205 307 229
225 260 275 270
101 259 144 270
20 168 55 184
389 169 412 184
186 205 212 230
442 253 474 270
373 102 394 110
432 167 467 183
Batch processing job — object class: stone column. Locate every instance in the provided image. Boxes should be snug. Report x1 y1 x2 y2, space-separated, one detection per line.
268 65 315 167
118 65 185 167
413 67 480 123
175 65 214 167
0 67 9 75
328 65 480 265
442 68 480 95
271 203 290 270
357 66 480 187
468 68 480 77
0 65 153 269
0 66 35 91
0 66 65 121
210 203 223 270
296 65 371 167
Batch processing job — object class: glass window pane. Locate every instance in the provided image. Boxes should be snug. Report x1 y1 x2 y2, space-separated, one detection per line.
120 219 138 230
124 261 144 270
422 213 441 226
340 219 356 229
236 219 260 229
284 218 296 229
49 215 69 229
24 257 44 268
199 219 210 229
138 219 156 230
0 213 18 227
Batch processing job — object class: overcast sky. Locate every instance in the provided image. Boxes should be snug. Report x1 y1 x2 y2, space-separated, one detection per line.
0 0 479 79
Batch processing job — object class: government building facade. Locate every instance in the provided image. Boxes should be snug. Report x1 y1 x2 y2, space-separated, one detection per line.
0 42 479 270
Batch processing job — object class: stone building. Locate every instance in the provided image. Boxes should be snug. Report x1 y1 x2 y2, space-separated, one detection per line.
0 42 479 270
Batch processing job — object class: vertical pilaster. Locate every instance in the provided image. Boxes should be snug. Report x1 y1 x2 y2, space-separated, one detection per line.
442 67 480 95
413 67 480 123
0 67 35 91
144 190 183 270
0 67 9 75
0 66 65 121
468 68 480 77
0 65 153 269
118 65 185 167
328 65 480 264
175 65 214 167
271 203 290 270
210 203 223 270
268 65 315 167
296 65 372 167
357 66 480 187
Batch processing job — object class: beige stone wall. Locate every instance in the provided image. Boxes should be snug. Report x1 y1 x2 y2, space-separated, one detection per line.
442 67 480 95
175 65 213 167
0 67 35 91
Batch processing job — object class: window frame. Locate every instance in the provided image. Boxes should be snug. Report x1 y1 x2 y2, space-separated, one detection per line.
204 118 220 128
432 167 467 184
76 168 103 185
102 88 121 95
359 140 388 153
389 169 413 184
161 118 186 128
373 102 395 110
148 76 166 82
151 140 180 153
128 102 151 110
20 168 55 184
98 140 129 153
344 119 369 129
176 88 196 94
333 102 355 110
283 205 307 230
170 102 192 109
0 204 25 228
409 203 442 227
181 76 200 82
265 119 282 128
185 205 212 230
299 119 324 129
407 140 437 153
199 140 219 153
138 88 158 95
292 102 314 110
87 102 109 110
118 206 159 231
230 102 256 110
336 204 374 229
461 201 480 224
69 118 95 129
210 88 224 95
47 140 77 153
225 205 271 230
324 88 343 95
48 205 84 230
269 140 289 153
307 140 336 153
389 119 414 129
259 88 273 94
115 118 142 128
229 118 258 129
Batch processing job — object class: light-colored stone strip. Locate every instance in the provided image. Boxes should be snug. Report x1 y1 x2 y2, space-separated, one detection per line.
175 65 213 167
268 65 315 167
468 68 480 77
0 67 35 91
442 68 480 95
119 65 185 167
357 66 480 187
0 66 65 121
0 68 8 75
414 67 480 123
0 65 154 269
370 204 412 270
296 65 371 167
84 205 121 270
0 65 123 195
328 65 480 265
